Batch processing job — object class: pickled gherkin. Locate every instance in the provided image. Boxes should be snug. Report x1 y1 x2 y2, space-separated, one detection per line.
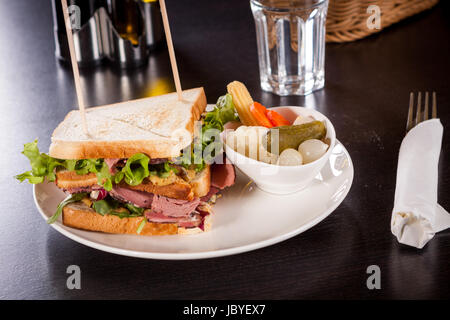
263 121 326 154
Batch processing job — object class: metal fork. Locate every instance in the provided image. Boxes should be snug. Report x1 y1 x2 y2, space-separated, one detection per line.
406 91 437 132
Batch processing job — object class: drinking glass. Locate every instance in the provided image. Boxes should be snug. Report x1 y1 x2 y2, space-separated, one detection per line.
250 0 328 96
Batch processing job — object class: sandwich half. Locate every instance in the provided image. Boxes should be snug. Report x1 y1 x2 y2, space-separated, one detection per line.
17 88 236 236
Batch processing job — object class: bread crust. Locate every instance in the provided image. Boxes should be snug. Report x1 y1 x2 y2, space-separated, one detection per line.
50 139 182 161
124 179 194 201
178 215 211 235
49 88 207 160
56 171 98 189
190 165 211 198
62 202 211 236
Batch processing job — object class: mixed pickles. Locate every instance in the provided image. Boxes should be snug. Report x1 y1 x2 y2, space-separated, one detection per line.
220 81 331 166
262 121 326 154
225 114 330 166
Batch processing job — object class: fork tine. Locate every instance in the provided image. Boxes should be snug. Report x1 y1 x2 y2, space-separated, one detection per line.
407 92 414 131
423 92 429 120
415 92 422 125
432 92 437 118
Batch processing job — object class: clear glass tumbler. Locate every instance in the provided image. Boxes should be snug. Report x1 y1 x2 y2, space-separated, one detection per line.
250 0 328 96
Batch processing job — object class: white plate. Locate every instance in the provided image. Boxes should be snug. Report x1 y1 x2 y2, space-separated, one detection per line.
33 140 353 260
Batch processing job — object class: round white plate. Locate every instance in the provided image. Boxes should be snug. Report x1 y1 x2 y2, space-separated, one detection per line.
33 140 353 260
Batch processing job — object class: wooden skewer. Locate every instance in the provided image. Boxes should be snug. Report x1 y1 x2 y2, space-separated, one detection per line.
61 0 89 135
159 0 183 101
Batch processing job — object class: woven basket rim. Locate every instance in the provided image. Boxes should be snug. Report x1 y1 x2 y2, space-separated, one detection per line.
326 0 439 43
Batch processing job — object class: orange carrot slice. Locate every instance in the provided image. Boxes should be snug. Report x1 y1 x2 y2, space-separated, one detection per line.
266 110 291 127
249 102 273 128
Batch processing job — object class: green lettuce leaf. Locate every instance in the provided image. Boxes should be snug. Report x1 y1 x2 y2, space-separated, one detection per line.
203 94 239 131
148 161 179 178
94 160 113 191
179 93 237 169
46 158 66 181
91 199 114 215
47 193 88 224
64 159 77 172
121 153 150 186
114 171 125 184
22 140 47 176
124 203 145 215
92 197 144 219
15 171 44 184
15 140 66 184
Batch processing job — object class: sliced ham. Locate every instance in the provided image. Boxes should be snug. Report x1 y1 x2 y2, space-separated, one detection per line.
151 195 200 217
109 187 154 208
109 186 202 219
211 162 236 189
200 186 220 202
105 158 121 168
105 158 123 174
145 210 202 228
149 158 169 164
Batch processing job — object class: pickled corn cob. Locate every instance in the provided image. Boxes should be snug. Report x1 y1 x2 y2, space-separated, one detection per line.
227 81 258 126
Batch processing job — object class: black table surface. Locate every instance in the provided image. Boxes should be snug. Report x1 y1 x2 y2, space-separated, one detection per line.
1 0 449 300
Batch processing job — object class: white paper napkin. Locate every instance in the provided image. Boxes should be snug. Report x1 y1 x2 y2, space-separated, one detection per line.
391 119 450 249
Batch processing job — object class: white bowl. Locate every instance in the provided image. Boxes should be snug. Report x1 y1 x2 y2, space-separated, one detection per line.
222 106 336 195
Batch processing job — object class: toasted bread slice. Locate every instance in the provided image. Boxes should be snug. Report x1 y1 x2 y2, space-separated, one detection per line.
189 165 211 198
55 165 211 200
123 178 193 200
55 171 98 189
125 165 210 200
62 202 211 236
49 88 207 160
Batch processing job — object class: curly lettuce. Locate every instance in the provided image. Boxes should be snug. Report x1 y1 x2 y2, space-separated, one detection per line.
15 140 113 190
175 93 239 170
15 140 64 184
203 94 239 131
113 153 179 185
202 94 239 163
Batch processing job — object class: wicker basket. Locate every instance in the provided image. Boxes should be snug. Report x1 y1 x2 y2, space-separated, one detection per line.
326 0 439 43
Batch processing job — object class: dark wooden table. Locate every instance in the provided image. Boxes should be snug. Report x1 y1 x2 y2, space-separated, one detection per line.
1 0 449 299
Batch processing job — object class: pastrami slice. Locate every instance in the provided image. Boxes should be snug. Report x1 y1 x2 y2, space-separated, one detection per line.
151 195 200 217
109 187 154 208
211 162 236 189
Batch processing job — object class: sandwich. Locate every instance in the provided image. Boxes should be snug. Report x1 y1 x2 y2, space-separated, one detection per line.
16 88 238 236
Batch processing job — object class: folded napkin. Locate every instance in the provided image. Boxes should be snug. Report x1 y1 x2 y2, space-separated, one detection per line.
391 119 450 249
